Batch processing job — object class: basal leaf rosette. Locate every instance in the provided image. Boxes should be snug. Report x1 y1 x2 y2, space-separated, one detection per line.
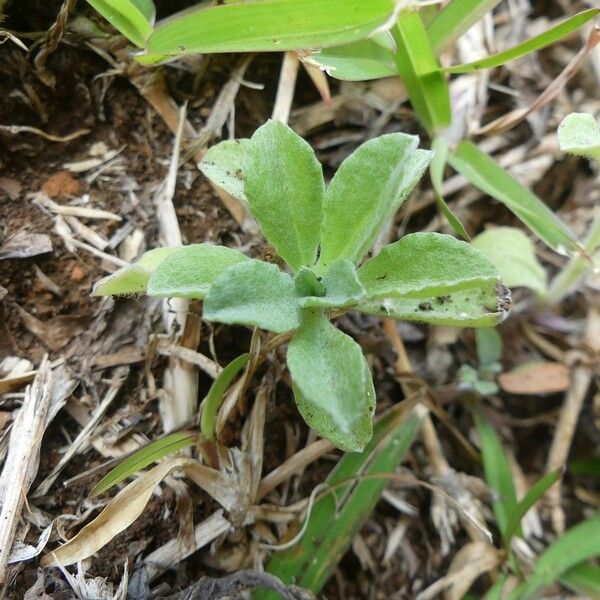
93 120 509 452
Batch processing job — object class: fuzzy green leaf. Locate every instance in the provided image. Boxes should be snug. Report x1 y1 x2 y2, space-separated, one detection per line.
448 141 581 257
472 227 547 294
305 39 396 81
318 133 432 271
146 0 402 56
93 247 178 296
199 139 250 202
86 0 153 47
558 112 600 162
357 233 506 327
147 244 249 299
299 260 365 309
287 311 375 452
203 260 300 333
245 120 324 272
358 233 498 299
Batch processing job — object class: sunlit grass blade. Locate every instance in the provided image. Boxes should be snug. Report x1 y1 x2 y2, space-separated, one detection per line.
257 402 426 597
86 0 154 47
561 562 600 596
146 0 402 56
92 431 199 496
472 404 517 536
502 468 561 547
430 137 469 240
392 12 451 133
447 141 581 257
200 353 251 441
508 514 600 599
427 0 503 54
445 9 599 73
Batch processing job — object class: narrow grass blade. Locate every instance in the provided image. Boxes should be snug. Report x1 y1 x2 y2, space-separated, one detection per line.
502 468 561 547
561 562 600 596
427 0 503 54
92 431 199 496
147 0 402 56
86 0 154 47
258 402 426 597
509 514 600 599
392 12 451 133
472 404 517 536
201 353 251 441
448 141 581 257
430 137 469 240
446 9 599 73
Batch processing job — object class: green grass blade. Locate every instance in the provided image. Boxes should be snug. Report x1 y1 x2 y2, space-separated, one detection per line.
446 9 599 73
131 0 155 23
509 514 600 599
392 12 451 133
92 431 198 496
86 0 154 47
561 562 600 596
257 402 425 597
427 0 503 54
146 0 401 56
200 353 251 441
305 39 396 81
502 468 561 547
472 404 517 535
430 137 469 240
447 141 581 257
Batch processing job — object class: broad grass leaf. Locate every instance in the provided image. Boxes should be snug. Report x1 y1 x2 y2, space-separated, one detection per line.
318 133 432 271
509 514 600 599
561 563 600 597
93 431 199 496
472 227 547 294
147 244 249 299
199 139 250 202
445 9 600 73
287 311 374 452
305 39 396 81
86 0 154 47
558 112 600 162
259 402 425 597
146 0 402 56
472 405 517 535
131 0 155 22
392 12 451 133
244 120 324 271
426 0 503 54
448 141 581 257
299 260 365 309
203 260 301 333
93 247 178 296
502 468 561 547
200 353 251 441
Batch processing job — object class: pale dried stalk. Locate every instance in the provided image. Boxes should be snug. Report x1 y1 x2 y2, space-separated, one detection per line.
272 52 300 124
155 105 202 433
0 359 74 582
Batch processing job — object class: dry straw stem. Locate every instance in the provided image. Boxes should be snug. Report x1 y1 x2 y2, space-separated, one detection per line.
154 104 202 432
545 307 600 532
0 358 75 582
272 52 300 124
